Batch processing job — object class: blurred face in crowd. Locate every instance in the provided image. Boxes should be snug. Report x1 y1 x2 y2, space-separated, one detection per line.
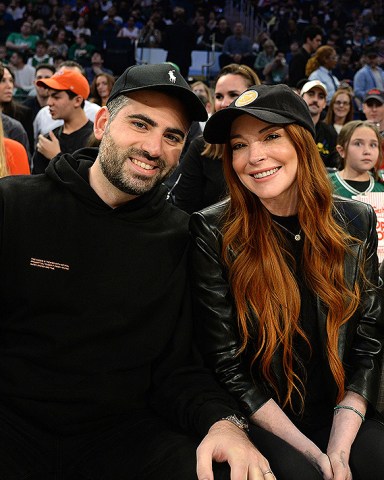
307 34 322 53
35 67 54 100
302 87 327 118
332 91 351 121
324 49 338 70
214 74 250 111
0 67 14 105
96 75 111 101
363 99 384 127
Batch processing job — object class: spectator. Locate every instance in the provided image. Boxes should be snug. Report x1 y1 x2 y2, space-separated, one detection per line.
362 86 382 122
117 15 141 41
85 50 113 84
27 39 53 67
219 22 255 69
98 6 123 40
190 80 214 116
0 43 8 64
306 45 339 104
138 11 163 48
330 120 384 196
0 64 33 153
191 84 384 480
6 0 24 22
193 14 211 51
354 49 384 102
288 25 323 88
162 7 195 79
5 21 39 55
324 87 354 134
332 52 355 87
23 63 55 120
301 80 338 168
172 64 260 213
32 69 93 174
31 18 49 40
72 16 92 39
0 99 29 175
0 2 15 42
254 39 277 80
33 61 100 143
0 61 271 479
262 50 289 85
47 28 69 59
1 111 29 153
213 17 232 52
89 72 115 107
8 50 35 97
68 34 95 66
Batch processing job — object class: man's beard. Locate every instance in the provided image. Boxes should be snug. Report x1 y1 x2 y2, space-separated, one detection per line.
98 133 176 196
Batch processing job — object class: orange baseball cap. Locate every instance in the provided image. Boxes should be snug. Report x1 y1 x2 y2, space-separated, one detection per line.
36 70 90 100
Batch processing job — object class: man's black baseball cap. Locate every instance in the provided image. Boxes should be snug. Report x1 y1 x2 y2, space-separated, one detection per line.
107 63 208 122
204 84 315 144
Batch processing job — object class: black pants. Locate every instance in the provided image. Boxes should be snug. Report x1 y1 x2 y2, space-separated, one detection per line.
248 419 384 480
0 406 383 480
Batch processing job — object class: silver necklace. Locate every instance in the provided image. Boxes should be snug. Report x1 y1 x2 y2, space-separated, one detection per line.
273 221 302 242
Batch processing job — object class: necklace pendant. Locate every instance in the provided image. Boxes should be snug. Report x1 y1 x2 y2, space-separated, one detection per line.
294 233 301 241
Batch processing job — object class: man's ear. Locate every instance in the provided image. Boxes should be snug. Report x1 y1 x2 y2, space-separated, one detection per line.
93 107 110 140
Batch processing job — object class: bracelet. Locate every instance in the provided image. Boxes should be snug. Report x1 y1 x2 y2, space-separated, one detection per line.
334 404 365 422
221 414 249 432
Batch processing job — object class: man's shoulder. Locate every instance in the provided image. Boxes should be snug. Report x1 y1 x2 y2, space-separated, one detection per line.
317 121 337 137
0 172 49 197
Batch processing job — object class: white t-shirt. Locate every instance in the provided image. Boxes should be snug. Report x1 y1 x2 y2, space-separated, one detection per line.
33 100 101 142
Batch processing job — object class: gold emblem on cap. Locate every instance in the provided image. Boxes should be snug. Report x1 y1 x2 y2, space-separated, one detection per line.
235 90 258 107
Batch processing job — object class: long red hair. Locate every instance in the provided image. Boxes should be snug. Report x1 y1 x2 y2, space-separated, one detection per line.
222 123 360 411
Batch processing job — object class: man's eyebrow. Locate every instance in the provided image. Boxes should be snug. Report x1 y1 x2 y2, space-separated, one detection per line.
128 113 157 127
127 114 186 140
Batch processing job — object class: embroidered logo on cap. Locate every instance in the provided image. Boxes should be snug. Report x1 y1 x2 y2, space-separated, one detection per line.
168 70 176 83
235 90 258 107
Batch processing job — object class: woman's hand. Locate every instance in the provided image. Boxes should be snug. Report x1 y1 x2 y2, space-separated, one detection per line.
326 451 352 480
311 452 333 480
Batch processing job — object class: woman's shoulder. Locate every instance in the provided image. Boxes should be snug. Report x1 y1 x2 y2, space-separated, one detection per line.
4 138 30 175
189 198 229 236
332 196 376 238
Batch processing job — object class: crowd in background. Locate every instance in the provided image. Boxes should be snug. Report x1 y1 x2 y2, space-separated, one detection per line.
0 0 384 180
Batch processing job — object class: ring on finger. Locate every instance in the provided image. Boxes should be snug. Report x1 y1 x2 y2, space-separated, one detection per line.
263 469 274 476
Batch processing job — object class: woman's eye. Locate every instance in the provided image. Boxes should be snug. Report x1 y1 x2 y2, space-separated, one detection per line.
265 133 280 141
231 143 245 151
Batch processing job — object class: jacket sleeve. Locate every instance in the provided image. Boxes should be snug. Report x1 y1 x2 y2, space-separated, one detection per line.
342 202 384 407
189 208 272 416
352 68 367 101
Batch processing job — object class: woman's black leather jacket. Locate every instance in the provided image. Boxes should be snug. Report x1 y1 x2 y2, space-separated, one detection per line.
189 196 384 416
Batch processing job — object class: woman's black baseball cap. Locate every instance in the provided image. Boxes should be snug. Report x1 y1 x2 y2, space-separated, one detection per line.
107 63 207 122
204 83 315 144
